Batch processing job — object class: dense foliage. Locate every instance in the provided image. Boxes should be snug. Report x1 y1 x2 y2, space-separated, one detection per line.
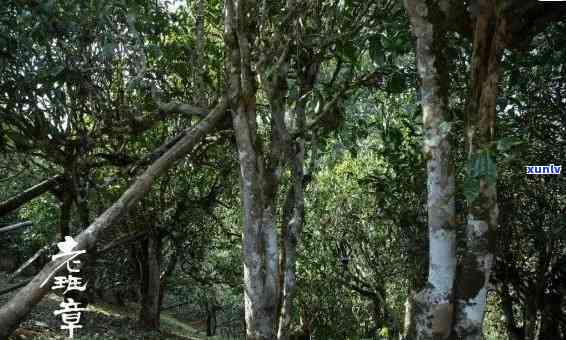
0 1 565 340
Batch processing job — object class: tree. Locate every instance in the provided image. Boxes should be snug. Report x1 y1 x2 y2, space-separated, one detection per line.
403 0 566 338
0 98 228 337
2 0 565 338
224 0 389 337
493 22 566 339
403 1 456 338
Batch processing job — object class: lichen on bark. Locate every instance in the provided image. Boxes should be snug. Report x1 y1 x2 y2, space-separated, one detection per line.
403 0 456 339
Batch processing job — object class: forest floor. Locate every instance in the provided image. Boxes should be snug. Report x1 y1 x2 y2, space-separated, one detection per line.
0 274 223 340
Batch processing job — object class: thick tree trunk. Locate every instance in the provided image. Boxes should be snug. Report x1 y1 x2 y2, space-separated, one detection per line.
0 175 61 217
225 0 309 337
206 306 217 336
139 228 161 330
74 180 98 304
225 1 279 338
0 99 227 338
452 2 505 338
403 1 456 339
233 101 279 340
403 292 416 339
235 131 279 340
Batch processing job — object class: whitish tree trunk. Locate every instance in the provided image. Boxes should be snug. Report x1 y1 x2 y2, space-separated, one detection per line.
0 99 227 338
232 93 279 340
452 1 505 338
403 1 456 339
234 121 279 340
225 0 310 336
224 0 280 337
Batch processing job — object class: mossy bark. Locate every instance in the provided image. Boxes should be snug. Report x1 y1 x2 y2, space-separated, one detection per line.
452 1 506 338
403 1 456 339
225 1 279 338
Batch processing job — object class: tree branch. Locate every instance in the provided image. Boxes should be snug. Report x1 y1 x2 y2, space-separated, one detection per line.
0 221 33 234
0 175 62 217
152 87 209 118
0 97 228 337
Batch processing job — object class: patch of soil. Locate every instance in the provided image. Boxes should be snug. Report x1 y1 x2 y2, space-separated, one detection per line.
0 273 195 339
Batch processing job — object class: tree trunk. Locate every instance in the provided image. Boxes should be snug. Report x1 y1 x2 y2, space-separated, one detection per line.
402 292 416 339
523 301 538 340
276 164 304 340
225 0 311 337
233 98 279 340
205 288 218 336
159 242 179 310
452 2 505 338
500 286 524 340
276 56 313 340
206 306 217 336
74 179 98 304
57 190 73 241
139 228 161 330
0 99 227 338
224 1 279 338
403 1 456 339
538 296 561 340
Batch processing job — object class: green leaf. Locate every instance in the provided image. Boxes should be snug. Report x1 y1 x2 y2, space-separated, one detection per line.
485 155 497 184
439 121 452 137
369 36 385 66
497 136 523 152
469 151 497 185
51 64 65 77
464 176 480 202
102 43 114 58
338 41 357 65
386 72 405 93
